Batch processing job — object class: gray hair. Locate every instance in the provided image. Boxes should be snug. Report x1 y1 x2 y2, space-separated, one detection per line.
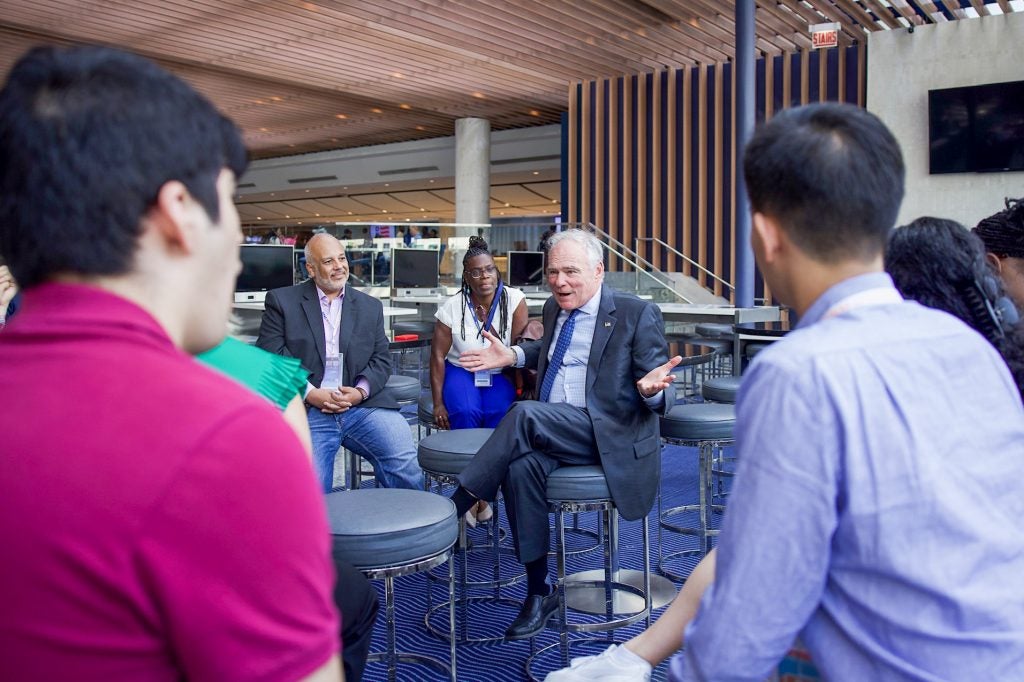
547 228 604 270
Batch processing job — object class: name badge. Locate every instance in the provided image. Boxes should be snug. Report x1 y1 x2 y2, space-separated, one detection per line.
474 370 492 387
322 352 344 389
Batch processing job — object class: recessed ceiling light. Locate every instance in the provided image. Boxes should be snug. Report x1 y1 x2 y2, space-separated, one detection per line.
270 96 283 102
336 114 348 119
472 92 485 99
382 210 387 213
392 72 404 78
257 217 262 220
420 208 425 211
315 213 320 217
384 183 390 187
348 211 353 215
415 125 426 131
259 127 269 132
285 215 290 218
270 193 275 196
529 110 541 116
532 171 539 175
371 108 383 114
399 104 411 110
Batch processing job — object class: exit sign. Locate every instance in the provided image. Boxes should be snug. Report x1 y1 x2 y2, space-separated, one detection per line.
811 22 839 49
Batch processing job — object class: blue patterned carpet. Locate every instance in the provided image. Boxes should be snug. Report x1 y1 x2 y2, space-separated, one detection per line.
357 437 710 682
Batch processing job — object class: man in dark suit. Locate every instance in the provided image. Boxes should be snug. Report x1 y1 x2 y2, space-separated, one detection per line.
257 233 422 492
457 228 681 640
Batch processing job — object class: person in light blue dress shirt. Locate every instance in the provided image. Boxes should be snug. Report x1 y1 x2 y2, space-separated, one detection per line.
666 104 1024 681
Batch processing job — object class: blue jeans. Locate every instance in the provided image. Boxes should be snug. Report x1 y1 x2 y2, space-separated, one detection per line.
442 362 516 429
307 405 422 492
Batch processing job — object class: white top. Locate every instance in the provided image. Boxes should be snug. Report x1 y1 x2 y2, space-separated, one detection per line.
435 286 526 368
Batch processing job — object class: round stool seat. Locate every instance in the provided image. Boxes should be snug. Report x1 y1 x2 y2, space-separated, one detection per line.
418 428 493 475
418 394 435 424
326 489 457 569
695 322 733 338
661 403 736 441
701 375 743 404
384 374 420 403
545 465 611 502
393 320 435 339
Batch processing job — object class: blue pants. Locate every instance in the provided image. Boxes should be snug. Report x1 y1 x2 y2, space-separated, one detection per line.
443 361 516 429
307 405 423 492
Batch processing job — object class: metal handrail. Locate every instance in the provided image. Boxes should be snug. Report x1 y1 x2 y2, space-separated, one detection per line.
634 237 734 291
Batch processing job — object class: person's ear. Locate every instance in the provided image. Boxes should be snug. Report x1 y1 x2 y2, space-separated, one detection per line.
986 252 1004 274
146 180 196 254
752 212 783 264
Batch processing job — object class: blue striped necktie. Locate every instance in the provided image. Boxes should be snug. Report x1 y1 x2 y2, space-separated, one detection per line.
539 309 579 403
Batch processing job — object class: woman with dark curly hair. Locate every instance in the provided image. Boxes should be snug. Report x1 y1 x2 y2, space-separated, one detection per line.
886 216 1023 399
974 198 1024 312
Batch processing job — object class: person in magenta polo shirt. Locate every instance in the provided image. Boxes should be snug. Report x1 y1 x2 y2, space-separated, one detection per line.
0 47 344 681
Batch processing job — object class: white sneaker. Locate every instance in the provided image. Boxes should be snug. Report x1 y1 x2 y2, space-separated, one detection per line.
543 644 653 681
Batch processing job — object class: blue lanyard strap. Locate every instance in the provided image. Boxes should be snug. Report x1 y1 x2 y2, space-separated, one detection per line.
466 280 504 339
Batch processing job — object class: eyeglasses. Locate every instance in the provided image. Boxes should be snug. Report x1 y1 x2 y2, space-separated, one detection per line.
467 265 497 279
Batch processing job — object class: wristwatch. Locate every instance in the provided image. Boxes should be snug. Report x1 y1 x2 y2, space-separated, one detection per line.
356 387 369 402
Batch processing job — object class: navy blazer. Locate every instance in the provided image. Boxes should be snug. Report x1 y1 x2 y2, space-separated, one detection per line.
521 285 672 521
256 280 397 409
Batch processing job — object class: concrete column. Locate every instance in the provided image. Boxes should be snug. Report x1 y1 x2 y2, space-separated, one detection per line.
455 117 491 237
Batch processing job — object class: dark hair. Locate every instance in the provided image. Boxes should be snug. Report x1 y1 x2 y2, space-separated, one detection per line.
460 236 508 342
0 45 248 288
743 103 904 263
973 197 1024 258
886 216 1024 396
1002 322 1024 399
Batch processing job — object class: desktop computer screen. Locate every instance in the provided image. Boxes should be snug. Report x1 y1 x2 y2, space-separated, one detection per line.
235 244 295 303
507 251 545 289
391 247 440 294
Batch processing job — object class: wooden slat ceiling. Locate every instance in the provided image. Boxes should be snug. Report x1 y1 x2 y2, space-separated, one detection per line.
0 0 1013 161
0 0 1013 227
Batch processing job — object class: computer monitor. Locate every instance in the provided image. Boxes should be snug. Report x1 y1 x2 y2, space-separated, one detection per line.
235 244 295 303
507 251 546 291
391 247 440 297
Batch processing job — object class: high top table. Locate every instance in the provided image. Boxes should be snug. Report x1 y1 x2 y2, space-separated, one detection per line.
658 304 782 375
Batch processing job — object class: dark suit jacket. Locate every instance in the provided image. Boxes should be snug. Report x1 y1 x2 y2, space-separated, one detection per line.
256 280 397 409
521 286 673 521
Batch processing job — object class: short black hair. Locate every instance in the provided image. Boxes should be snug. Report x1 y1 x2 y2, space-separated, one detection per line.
743 103 904 263
0 45 248 288
974 197 1024 259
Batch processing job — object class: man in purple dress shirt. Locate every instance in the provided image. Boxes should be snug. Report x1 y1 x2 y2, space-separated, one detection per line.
668 104 1024 680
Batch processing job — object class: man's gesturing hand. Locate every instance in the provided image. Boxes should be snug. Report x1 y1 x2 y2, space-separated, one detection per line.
636 355 682 398
459 330 516 372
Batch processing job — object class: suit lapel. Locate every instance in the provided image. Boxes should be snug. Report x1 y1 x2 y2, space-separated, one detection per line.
301 281 327 369
337 285 357 359
586 286 616 395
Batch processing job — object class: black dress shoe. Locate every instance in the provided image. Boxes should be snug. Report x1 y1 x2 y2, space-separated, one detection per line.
504 590 560 641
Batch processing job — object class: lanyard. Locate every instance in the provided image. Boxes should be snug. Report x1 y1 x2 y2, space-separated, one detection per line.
466 281 503 340
822 286 903 321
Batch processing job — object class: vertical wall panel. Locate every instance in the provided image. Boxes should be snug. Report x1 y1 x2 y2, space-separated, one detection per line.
567 46 867 304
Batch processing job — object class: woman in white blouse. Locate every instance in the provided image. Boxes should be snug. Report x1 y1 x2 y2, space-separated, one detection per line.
431 236 529 432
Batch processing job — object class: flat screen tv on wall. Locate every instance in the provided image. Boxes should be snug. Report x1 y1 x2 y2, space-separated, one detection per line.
928 80 1024 175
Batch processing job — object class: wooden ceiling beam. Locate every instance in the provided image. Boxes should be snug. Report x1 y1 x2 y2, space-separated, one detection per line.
859 0 904 28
